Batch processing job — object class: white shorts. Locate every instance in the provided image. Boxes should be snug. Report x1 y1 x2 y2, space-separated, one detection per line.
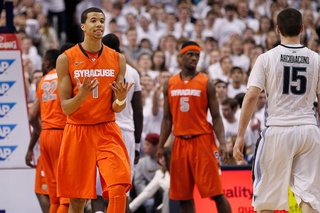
253 125 320 211
96 129 135 196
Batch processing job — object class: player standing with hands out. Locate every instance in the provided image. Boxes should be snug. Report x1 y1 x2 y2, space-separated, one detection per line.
233 8 320 213
56 7 134 213
157 41 231 213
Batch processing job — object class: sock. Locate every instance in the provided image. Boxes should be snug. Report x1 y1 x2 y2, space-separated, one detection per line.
50 204 59 213
57 204 69 213
106 185 126 213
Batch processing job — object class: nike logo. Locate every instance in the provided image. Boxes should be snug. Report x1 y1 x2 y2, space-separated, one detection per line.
74 61 84 66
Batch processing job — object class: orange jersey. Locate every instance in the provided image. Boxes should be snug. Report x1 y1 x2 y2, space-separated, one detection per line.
168 72 213 136
37 69 66 129
65 44 119 125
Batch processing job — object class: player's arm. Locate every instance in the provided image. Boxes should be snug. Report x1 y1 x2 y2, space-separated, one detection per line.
207 80 226 149
56 54 91 115
132 90 143 164
25 97 41 168
157 81 172 159
233 86 261 160
111 54 134 112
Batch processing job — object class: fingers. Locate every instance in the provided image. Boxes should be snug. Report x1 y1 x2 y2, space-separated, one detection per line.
127 82 135 91
75 77 81 86
233 148 244 161
75 77 99 91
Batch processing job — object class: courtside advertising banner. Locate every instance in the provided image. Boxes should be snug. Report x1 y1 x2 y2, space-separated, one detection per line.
194 168 302 213
0 33 30 168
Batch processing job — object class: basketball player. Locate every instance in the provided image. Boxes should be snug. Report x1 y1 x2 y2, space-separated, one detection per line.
157 41 232 213
26 49 69 213
233 8 320 212
56 7 133 213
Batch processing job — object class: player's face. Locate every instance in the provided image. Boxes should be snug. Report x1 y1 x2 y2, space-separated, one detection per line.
182 50 200 70
82 12 105 39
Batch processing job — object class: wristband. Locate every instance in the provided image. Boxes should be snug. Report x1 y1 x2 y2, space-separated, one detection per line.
135 143 141 151
115 98 126 106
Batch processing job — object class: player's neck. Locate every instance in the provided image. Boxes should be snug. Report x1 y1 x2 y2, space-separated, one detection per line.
180 70 197 80
81 39 102 52
280 36 301 45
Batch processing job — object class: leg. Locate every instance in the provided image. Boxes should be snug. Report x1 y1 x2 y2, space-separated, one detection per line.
105 197 130 213
300 201 318 213
36 193 50 213
180 199 195 213
211 194 231 213
107 184 127 213
69 198 87 213
57 204 69 213
125 197 130 213
91 195 106 212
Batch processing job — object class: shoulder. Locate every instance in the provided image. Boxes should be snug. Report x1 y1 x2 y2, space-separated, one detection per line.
57 52 68 64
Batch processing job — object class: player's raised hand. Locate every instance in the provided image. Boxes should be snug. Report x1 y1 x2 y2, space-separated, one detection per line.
110 80 134 101
75 76 99 97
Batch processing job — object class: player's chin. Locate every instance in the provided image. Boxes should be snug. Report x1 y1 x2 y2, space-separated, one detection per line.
94 31 104 38
189 63 197 69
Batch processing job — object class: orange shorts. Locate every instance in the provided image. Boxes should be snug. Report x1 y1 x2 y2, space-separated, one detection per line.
40 129 69 205
57 122 131 199
34 155 49 195
170 134 223 200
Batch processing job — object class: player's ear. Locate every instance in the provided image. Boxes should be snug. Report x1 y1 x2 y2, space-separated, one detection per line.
300 24 305 34
275 25 281 35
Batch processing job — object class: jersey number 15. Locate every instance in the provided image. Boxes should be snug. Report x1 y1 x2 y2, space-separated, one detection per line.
282 66 307 95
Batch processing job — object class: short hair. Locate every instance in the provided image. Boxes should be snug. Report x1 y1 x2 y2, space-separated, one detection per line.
230 66 243 74
214 79 228 86
81 7 104 24
102 33 121 53
234 93 246 108
221 98 239 110
44 49 60 68
225 4 237 11
180 41 200 50
277 8 302 37
243 37 256 45
59 42 75 55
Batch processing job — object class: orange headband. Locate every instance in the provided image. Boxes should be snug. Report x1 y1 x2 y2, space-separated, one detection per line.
180 45 201 54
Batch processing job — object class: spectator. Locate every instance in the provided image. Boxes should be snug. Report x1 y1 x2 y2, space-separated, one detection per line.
133 133 162 213
129 147 171 213
227 67 247 98
150 49 167 73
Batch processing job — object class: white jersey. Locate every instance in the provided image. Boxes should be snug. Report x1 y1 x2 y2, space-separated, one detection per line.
116 64 142 131
248 44 320 126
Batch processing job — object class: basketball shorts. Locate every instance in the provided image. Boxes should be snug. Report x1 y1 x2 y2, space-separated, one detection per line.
40 129 69 205
170 134 223 200
96 129 135 196
34 155 48 195
253 125 320 211
57 122 132 199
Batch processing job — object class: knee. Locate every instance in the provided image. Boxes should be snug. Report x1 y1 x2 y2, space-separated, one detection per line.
210 194 224 202
180 199 194 207
70 198 86 210
108 184 126 198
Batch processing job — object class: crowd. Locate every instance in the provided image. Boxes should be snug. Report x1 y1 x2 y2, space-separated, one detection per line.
3 0 320 212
